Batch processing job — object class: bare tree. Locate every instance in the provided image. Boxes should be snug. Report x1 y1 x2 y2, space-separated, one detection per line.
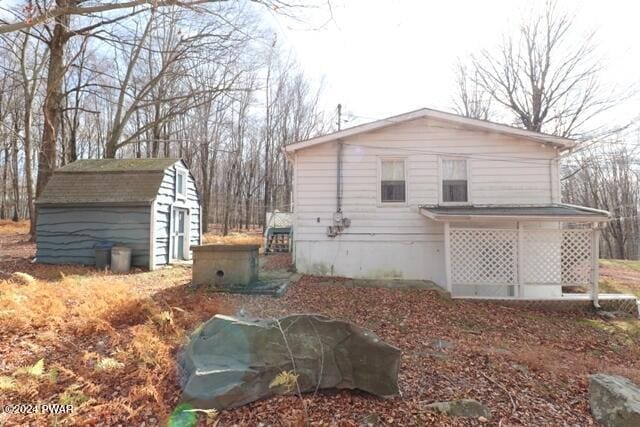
0 0 319 235
452 61 492 120
563 130 640 259
0 0 329 237
456 1 615 138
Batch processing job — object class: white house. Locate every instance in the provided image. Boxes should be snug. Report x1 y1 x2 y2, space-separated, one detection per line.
284 108 610 302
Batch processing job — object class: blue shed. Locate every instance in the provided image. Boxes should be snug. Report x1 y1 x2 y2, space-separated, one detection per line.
35 158 202 270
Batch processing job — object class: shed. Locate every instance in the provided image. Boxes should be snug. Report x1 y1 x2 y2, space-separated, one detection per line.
35 158 201 270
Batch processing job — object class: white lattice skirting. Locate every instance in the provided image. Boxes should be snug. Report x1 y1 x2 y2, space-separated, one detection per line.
449 227 594 298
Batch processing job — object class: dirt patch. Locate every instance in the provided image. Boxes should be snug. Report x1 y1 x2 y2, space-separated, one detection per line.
262 253 293 271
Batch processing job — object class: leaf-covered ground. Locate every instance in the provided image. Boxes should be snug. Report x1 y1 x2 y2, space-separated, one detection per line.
216 274 640 426
1 225 639 426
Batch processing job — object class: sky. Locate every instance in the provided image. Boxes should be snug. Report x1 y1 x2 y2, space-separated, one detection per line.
1 0 637 131
272 0 640 129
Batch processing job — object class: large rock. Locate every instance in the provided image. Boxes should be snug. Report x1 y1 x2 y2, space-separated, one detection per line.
179 314 401 409
589 374 640 426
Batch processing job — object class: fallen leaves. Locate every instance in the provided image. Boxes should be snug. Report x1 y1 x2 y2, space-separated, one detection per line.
216 276 640 425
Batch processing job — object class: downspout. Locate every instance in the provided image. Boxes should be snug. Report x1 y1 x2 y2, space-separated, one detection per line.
327 139 350 237
336 140 343 213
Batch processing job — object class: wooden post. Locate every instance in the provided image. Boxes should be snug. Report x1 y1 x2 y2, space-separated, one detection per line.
517 222 524 298
444 222 452 294
591 227 601 308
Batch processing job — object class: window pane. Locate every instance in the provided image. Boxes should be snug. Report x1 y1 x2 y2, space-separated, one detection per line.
381 181 406 202
382 160 404 180
443 159 467 180
443 180 468 202
177 173 185 195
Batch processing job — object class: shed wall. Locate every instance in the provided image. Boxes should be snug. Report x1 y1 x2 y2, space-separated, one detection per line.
292 117 560 283
154 162 201 266
36 206 151 266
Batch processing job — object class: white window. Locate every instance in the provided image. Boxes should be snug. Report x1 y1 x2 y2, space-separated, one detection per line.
380 159 406 203
441 158 469 204
176 170 187 199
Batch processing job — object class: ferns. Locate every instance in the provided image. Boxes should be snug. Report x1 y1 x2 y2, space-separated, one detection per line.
0 266 226 425
95 357 124 372
269 370 300 393
0 376 16 390
15 358 45 377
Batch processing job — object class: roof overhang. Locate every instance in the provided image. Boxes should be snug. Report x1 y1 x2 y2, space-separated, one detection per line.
419 204 610 223
284 108 576 154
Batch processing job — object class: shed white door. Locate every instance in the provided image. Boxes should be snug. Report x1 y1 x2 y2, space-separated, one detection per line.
172 208 189 260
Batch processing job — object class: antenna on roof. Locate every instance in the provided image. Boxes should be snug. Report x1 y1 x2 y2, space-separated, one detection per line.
337 103 342 131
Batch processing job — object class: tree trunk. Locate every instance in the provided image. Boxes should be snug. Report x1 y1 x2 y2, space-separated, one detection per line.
24 107 35 236
36 10 69 200
1 146 8 220
10 117 20 221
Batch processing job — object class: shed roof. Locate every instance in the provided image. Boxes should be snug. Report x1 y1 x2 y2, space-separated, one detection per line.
419 204 610 222
36 158 180 206
55 158 178 173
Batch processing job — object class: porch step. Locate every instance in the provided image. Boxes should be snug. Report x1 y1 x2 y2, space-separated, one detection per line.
265 227 292 254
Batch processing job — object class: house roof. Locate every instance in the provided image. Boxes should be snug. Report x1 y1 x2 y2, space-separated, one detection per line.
36 158 180 206
284 108 576 153
419 204 610 222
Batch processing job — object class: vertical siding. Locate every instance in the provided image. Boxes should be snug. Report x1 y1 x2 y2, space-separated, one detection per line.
293 117 560 285
36 206 151 266
154 161 201 267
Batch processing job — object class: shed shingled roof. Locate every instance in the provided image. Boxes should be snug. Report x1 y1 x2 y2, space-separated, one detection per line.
36 158 180 205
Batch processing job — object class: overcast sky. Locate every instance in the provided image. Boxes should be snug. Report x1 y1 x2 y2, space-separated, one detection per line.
272 0 640 129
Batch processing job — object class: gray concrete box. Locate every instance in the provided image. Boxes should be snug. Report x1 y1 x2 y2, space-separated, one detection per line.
191 244 259 287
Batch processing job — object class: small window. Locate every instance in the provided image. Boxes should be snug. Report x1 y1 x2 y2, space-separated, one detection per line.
176 170 187 198
380 159 406 203
442 159 468 203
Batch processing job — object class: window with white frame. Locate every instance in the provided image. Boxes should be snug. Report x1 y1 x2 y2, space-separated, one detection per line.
441 158 468 203
380 159 406 203
176 170 187 199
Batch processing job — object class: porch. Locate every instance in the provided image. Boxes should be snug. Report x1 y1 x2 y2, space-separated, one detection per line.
420 204 618 307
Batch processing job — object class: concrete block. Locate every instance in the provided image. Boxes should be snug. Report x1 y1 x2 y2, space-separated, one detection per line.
191 244 259 287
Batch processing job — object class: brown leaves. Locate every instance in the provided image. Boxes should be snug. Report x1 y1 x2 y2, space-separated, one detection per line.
216 276 640 425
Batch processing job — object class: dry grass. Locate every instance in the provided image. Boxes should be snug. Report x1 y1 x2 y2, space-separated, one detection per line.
0 219 29 235
601 258 640 272
599 259 640 298
0 268 229 425
203 231 263 247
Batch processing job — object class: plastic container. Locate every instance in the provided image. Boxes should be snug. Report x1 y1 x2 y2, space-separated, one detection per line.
110 246 132 273
95 242 114 268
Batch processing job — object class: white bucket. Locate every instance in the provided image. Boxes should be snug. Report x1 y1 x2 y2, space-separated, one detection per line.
111 246 132 273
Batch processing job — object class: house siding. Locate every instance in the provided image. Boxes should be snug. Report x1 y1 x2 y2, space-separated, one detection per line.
292 117 560 285
154 161 201 267
36 206 151 266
